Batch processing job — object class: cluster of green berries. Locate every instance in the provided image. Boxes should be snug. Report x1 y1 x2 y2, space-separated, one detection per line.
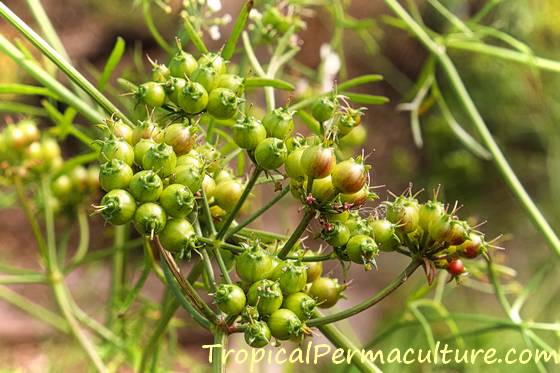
93 40 491 348
315 194 488 276
136 49 243 120
0 118 61 173
94 116 256 255
250 3 306 43
213 244 348 347
382 195 488 277
0 118 100 214
50 165 100 214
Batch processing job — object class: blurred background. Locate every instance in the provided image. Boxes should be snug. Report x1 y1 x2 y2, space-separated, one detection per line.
1 0 559 372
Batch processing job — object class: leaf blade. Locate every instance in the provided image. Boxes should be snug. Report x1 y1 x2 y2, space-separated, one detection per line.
97 37 126 92
222 0 253 60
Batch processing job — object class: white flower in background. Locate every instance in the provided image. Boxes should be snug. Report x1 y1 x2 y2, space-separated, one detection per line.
290 34 300 47
207 0 222 12
222 14 232 24
295 78 310 95
249 8 262 21
319 43 341 92
208 25 221 40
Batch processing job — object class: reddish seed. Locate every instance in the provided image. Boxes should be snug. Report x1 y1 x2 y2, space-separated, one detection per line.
447 259 465 276
460 233 483 259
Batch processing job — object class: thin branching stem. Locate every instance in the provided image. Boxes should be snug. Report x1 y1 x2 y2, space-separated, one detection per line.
308 260 421 327
277 209 315 259
0 3 133 125
383 0 560 256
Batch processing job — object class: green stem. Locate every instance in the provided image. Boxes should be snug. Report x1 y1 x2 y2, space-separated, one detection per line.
0 263 40 275
142 0 172 54
193 219 218 290
160 247 219 325
196 236 334 261
200 189 217 235
0 285 69 333
143 238 165 282
0 83 57 97
201 249 217 291
197 237 243 254
68 126 96 149
237 227 288 242
52 282 109 372
13 175 48 262
225 186 290 240
0 274 46 284
69 299 123 348
212 329 227 373
486 257 515 319
52 152 99 179
117 264 151 315
241 31 266 76
0 101 48 116
139 298 179 373
0 3 132 125
0 34 103 123
41 177 108 372
277 209 314 259
446 38 560 73
180 9 209 54
307 260 421 327
210 241 232 285
64 238 143 274
67 207 89 266
384 0 560 256
317 323 381 373
107 225 126 328
216 168 262 240
161 256 211 329
25 0 94 105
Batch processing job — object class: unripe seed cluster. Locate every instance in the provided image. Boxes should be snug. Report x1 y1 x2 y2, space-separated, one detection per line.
136 50 244 121
0 118 100 214
92 45 492 349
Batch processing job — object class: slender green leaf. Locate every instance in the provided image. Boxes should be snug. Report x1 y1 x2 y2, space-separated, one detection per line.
244 77 294 91
142 0 172 54
0 101 48 116
337 74 384 91
181 11 208 54
295 110 321 135
222 0 253 60
52 152 99 179
340 91 390 105
98 37 125 91
0 83 58 100
117 78 138 92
